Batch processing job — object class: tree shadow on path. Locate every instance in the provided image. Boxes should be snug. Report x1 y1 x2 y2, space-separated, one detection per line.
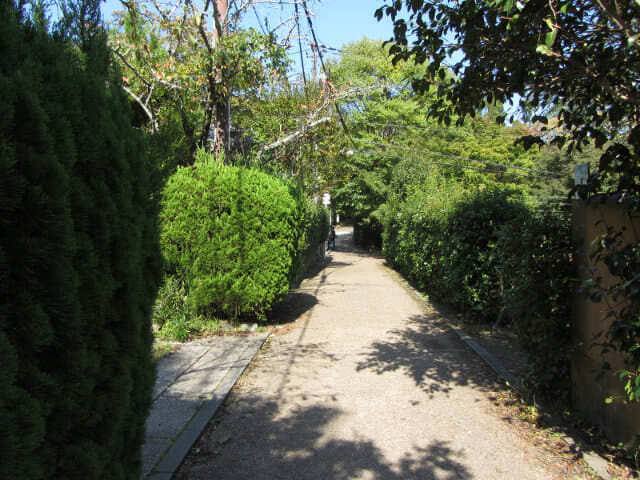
268 292 318 325
357 314 502 398
177 398 473 480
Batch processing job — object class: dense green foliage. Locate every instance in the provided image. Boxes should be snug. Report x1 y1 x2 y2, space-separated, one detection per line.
382 167 573 400
293 198 330 280
377 0 640 178
384 186 527 320
154 193 327 339
160 152 326 320
0 4 162 479
152 273 202 341
327 39 549 248
497 211 573 399
378 0 640 402
108 0 288 165
235 80 345 193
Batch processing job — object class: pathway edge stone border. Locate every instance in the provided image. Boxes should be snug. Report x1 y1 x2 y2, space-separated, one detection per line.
147 331 271 480
378 262 613 480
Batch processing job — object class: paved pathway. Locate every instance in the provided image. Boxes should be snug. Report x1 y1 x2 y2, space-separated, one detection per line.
143 333 269 479
174 228 580 480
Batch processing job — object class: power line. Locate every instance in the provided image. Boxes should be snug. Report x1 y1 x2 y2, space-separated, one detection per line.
318 42 463 55
300 0 354 147
251 3 267 35
354 149 513 175
353 139 562 178
316 43 459 70
293 2 307 88
350 120 521 139
316 43 458 73
352 148 558 180
512 192 572 202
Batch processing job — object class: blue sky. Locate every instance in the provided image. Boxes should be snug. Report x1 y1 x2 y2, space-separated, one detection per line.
304 0 393 49
101 0 396 81
101 0 395 49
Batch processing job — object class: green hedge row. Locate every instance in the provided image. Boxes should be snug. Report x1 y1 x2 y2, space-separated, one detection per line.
293 197 330 280
382 186 573 400
160 152 327 320
496 208 574 399
0 6 162 479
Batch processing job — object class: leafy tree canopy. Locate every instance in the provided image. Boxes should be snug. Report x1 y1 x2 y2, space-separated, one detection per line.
233 78 345 194
324 38 552 244
108 0 288 165
377 0 640 198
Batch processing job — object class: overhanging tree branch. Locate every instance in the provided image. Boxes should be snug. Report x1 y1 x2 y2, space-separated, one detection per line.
592 0 640 49
113 48 152 87
122 84 158 131
262 116 332 151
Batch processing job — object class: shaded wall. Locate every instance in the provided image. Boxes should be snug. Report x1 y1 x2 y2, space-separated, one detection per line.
571 199 640 443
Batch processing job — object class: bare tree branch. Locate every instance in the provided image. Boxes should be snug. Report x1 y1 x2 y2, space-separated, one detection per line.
113 48 152 87
592 0 640 49
122 84 158 131
262 116 332 151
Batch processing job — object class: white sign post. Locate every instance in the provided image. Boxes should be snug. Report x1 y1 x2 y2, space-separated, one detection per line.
322 193 332 226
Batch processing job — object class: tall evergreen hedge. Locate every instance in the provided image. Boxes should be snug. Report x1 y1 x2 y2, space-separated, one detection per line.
0 5 162 479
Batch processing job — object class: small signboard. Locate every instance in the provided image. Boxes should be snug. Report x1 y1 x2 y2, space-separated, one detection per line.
322 193 331 206
575 163 589 186
575 163 589 199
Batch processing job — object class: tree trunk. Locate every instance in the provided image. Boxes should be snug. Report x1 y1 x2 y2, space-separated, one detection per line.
213 0 230 164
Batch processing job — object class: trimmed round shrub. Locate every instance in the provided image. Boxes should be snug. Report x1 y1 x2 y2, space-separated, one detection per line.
0 6 162 480
161 152 304 318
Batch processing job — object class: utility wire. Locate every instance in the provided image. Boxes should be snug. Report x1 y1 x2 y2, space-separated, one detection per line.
315 44 458 72
318 42 463 55
300 0 355 147
350 120 521 139
251 3 267 35
355 149 509 175
293 2 308 88
353 148 558 180
353 139 562 177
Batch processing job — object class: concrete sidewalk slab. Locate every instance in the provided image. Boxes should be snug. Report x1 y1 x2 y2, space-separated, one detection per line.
153 345 209 399
142 331 269 479
146 396 201 438
164 338 246 398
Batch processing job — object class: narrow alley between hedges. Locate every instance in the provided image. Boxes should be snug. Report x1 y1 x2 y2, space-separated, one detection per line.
174 226 593 480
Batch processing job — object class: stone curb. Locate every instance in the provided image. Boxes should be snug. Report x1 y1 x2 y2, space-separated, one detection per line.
379 262 614 480
146 332 270 480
